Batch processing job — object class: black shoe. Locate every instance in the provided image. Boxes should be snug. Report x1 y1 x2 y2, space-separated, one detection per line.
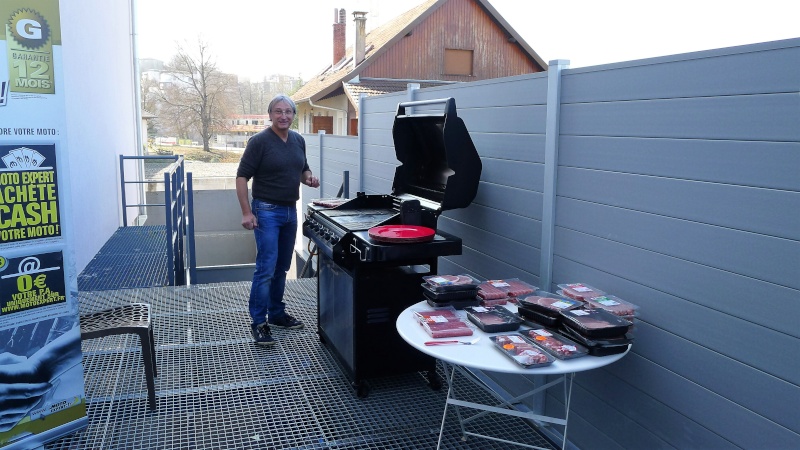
251 322 276 346
268 314 304 330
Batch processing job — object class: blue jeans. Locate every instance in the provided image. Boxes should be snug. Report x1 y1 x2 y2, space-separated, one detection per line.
249 199 297 325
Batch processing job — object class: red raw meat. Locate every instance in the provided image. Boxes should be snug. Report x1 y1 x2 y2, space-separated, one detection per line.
585 295 637 317
504 279 536 297
422 321 473 338
477 281 509 300
558 283 605 301
526 330 587 359
520 295 581 313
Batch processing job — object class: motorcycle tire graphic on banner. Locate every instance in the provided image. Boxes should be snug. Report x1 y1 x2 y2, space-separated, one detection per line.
0 250 85 447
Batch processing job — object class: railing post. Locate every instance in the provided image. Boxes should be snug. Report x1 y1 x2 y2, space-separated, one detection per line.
540 59 570 292
119 155 128 226
187 173 196 285
164 171 174 286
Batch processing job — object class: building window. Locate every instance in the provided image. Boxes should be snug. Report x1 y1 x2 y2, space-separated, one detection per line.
444 49 473 76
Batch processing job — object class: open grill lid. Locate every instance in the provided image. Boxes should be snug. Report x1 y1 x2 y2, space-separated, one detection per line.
391 98 482 214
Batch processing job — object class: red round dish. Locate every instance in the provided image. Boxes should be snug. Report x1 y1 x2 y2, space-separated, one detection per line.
368 225 435 243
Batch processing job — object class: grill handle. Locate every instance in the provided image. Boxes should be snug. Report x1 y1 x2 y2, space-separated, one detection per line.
350 242 370 262
396 98 456 117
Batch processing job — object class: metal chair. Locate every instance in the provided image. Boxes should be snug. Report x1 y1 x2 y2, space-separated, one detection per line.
79 303 157 409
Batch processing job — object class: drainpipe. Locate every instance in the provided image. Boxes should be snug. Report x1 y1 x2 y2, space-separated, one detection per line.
307 97 347 135
130 0 146 224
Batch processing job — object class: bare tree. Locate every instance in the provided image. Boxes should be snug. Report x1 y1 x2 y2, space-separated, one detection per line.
156 38 236 151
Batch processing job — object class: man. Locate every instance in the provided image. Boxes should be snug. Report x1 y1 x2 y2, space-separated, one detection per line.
236 95 319 346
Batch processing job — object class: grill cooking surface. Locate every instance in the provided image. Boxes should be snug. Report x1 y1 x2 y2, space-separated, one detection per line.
321 208 397 231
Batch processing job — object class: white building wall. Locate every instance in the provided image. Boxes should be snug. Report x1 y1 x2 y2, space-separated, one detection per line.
296 95 349 135
60 1 139 272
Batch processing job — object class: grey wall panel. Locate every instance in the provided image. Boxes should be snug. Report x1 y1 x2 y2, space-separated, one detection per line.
561 41 800 103
472 183 542 221
361 173 393 195
321 39 800 449
480 158 543 191
552 237 798 339
471 132 545 163
557 197 800 290
558 135 800 191
441 246 539 285
560 93 800 141
551 241 800 384
557 167 800 241
445 204 541 249
360 159 396 184
458 104 547 134
438 217 540 275
633 322 800 434
412 74 548 107
360 129 395 148
362 143 399 165
607 353 800 449
563 367 742 449
556 382 678 450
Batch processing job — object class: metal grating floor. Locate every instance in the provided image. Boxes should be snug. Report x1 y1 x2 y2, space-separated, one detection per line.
48 279 556 450
77 226 169 291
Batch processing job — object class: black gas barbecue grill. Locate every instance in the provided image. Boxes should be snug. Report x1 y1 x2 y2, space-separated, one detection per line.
303 98 482 397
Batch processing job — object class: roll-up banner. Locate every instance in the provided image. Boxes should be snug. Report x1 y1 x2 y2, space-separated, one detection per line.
0 1 88 448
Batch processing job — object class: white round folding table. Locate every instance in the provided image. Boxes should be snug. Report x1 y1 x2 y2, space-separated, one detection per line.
396 300 630 449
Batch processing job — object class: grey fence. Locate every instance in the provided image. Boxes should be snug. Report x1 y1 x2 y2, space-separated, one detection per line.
301 37 800 449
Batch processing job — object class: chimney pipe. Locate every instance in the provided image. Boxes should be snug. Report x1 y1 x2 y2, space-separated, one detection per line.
333 8 346 65
352 11 367 68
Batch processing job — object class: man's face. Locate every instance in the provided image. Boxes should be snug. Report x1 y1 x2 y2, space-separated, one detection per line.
270 101 294 131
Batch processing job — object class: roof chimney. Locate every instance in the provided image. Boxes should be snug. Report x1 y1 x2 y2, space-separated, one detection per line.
352 11 367 68
333 8 346 65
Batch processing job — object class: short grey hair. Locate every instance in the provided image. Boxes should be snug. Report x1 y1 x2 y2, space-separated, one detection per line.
268 95 296 114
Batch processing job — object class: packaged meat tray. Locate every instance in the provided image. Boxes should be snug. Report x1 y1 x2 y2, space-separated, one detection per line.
421 283 478 301
490 334 555 368
423 274 481 292
517 306 561 327
413 307 474 338
584 294 638 318
525 328 588 360
412 306 460 323
422 320 474 338
464 306 521 332
518 293 583 318
559 308 633 339
425 296 481 310
480 297 508 307
557 283 606 301
477 279 538 300
559 325 632 356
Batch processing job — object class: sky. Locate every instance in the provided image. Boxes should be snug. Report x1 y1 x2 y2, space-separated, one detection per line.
135 0 800 81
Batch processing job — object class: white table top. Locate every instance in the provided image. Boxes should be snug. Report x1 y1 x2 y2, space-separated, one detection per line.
396 301 630 375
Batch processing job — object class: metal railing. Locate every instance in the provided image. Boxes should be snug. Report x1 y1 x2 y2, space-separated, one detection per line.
119 155 196 286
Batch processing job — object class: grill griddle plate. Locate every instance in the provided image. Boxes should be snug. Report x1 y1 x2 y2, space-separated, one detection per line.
322 209 397 231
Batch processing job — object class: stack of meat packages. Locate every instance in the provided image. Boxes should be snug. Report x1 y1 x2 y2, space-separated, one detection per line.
553 283 638 356
513 283 637 356
422 274 482 309
476 278 538 306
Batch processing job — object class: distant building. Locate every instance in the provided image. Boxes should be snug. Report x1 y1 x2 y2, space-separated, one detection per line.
215 114 269 148
291 0 547 135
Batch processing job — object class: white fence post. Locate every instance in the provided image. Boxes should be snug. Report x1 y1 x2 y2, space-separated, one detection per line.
539 59 570 291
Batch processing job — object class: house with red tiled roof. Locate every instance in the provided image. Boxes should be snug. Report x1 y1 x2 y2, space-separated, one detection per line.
291 0 547 136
